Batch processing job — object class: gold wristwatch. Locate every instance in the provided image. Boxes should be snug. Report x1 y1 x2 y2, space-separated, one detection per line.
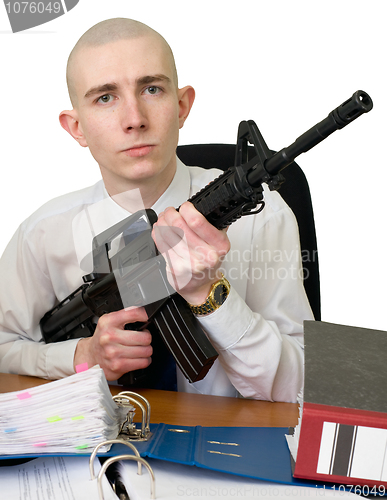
188 274 230 316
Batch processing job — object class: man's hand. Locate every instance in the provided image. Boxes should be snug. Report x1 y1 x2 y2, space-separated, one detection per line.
152 202 230 306
73 307 152 381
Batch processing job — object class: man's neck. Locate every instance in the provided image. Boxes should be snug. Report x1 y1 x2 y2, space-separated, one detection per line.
102 164 177 213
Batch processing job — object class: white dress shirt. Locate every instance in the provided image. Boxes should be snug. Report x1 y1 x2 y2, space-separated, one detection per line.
0 159 313 402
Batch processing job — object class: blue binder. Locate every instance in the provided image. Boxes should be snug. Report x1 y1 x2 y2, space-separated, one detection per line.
0 424 318 488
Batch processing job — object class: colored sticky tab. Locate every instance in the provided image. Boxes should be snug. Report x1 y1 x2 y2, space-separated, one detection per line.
71 415 85 421
75 363 89 373
33 442 47 447
4 428 17 433
17 392 31 400
75 444 89 450
47 416 62 423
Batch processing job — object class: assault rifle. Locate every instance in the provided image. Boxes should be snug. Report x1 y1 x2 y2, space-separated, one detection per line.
41 91 373 383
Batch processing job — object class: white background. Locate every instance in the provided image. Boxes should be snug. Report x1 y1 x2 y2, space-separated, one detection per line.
0 0 385 331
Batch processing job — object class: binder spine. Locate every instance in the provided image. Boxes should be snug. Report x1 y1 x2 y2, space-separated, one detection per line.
294 402 387 487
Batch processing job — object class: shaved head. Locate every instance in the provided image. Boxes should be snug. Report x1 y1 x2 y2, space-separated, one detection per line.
66 18 178 106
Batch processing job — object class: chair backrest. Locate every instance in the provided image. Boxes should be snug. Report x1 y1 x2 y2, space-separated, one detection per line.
177 143 321 321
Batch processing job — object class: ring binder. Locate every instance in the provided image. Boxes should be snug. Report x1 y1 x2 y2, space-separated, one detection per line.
288 321 387 488
1 382 331 492
96 454 156 500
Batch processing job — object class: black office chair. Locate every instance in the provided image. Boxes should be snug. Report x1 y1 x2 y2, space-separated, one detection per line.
177 143 321 321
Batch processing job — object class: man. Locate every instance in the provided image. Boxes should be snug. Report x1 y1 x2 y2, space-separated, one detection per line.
0 18 313 402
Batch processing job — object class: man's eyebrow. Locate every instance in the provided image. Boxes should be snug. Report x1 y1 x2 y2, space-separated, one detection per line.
84 83 118 99
136 74 171 86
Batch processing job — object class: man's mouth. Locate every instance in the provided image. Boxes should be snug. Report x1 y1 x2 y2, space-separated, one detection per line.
123 145 155 158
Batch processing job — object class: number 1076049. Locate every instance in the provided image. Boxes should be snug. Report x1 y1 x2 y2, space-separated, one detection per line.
5 2 61 14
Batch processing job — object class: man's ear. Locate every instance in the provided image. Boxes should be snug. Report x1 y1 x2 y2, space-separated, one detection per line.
178 86 195 129
59 110 88 148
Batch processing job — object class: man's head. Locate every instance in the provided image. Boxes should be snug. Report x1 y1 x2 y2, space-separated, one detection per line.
60 18 195 201
66 18 178 108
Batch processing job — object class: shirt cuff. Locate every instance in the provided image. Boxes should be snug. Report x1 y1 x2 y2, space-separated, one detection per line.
197 286 253 351
45 338 79 379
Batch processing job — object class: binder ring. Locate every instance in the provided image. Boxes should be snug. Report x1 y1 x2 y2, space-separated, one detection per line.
113 393 151 440
89 439 142 477
97 454 155 500
117 391 151 433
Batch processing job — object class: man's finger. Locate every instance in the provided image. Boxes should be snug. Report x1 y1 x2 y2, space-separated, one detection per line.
98 307 148 330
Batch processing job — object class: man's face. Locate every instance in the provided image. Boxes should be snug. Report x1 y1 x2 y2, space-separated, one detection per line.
67 36 188 195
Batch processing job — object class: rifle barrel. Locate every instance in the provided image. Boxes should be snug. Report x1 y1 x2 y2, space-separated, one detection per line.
250 90 373 184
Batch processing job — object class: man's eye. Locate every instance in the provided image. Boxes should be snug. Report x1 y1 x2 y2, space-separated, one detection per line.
97 94 114 104
144 86 161 95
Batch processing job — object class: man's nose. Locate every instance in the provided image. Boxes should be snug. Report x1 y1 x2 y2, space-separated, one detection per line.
122 97 148 131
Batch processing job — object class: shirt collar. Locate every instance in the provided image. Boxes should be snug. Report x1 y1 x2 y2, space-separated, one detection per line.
100 156 191 219
152 157 191 215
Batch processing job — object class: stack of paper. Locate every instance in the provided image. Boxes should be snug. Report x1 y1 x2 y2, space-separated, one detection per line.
0 366 120 455
284 387 303 463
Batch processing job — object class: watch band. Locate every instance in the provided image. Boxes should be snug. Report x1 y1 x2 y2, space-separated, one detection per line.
188 274 230 316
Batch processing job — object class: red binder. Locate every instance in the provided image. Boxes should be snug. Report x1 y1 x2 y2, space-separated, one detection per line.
293 321 387 488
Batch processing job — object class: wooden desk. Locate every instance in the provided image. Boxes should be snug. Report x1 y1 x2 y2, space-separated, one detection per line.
0 373 299 428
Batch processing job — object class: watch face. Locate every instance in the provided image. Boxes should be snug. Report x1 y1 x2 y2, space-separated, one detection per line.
213 283 229 306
